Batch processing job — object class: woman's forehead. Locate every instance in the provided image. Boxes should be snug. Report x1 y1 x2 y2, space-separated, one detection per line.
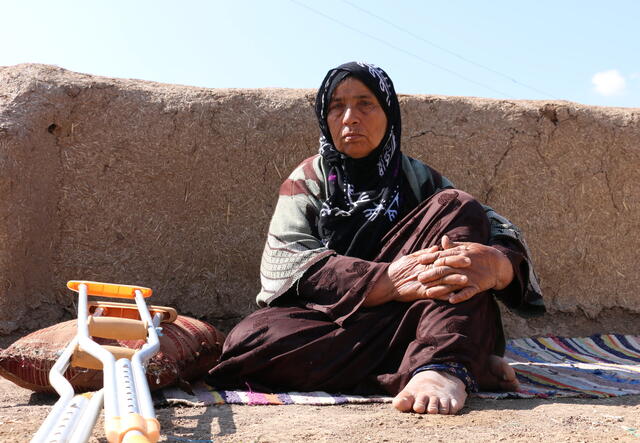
330 77 377 101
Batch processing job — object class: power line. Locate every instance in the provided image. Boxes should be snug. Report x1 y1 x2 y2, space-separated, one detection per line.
290 0 512 98
342 0 560 100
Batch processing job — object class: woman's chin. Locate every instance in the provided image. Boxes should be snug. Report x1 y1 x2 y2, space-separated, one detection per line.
337 143 376 159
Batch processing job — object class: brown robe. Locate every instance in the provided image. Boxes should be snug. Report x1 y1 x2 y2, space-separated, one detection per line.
206 189 527 396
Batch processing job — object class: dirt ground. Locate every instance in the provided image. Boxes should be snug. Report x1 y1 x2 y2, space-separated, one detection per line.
2 378 639 443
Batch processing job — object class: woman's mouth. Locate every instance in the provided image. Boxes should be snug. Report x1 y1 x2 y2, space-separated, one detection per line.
343 133 364 141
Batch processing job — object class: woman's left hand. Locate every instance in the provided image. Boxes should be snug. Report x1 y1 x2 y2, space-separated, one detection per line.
416 235 514 304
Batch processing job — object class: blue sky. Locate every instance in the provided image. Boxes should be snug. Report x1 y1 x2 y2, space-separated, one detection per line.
2 0 638 107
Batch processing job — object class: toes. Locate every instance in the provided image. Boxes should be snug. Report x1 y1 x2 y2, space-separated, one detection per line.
450 398 463 414
392 392 414 412
426 396 439 414
490 355 513 375
499 359 517 379
412 395 428 414
396 370 468 415
482 355 520 392
438 397 451 415
499 378 520 392
500 361 520 391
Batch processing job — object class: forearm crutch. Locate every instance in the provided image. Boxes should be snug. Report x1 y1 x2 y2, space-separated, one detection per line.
31 281 176 443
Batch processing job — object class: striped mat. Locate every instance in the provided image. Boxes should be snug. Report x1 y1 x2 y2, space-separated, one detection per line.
155 334 640 407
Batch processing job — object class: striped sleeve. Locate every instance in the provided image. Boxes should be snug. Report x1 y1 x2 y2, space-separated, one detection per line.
256 155 335 306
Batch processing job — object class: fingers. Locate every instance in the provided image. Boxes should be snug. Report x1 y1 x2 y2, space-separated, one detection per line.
435 255 470 268
415 251 440 266
411 245 441 266
418 265 454 283
441 234 461 250
416 246 473 266
429 273 468 287
412 239 479 264
418 262 469 284
436 246 473 259
423 285 457 301
448 286 479 304
417 262 469 300
409 245 440 258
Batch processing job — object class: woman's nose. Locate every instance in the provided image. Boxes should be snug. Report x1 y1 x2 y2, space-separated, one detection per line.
342 106 359 125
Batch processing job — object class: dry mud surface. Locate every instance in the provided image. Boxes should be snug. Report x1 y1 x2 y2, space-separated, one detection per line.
2 379 639 442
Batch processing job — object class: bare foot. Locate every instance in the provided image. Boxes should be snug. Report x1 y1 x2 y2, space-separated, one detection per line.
392 370 467 415
477 355 519 391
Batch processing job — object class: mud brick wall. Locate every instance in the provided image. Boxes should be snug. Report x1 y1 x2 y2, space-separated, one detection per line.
1 64 638 337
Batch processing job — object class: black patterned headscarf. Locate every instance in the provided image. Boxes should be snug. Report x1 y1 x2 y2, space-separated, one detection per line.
316 62 404 259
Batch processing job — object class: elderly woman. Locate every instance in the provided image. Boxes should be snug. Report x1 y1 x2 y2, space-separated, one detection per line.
206 62 543 414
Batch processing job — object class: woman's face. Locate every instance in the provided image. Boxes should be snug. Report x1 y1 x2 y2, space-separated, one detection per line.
327 77 388 159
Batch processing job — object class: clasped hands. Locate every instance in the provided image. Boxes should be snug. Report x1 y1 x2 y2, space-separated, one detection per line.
385 235 514 305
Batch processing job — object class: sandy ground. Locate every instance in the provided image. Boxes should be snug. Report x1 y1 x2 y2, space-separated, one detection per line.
2 378 639 443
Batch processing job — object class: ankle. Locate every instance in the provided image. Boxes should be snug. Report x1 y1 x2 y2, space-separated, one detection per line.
413 362 478 393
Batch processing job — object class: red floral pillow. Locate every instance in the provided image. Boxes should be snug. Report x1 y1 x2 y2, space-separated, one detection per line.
0 315 225 392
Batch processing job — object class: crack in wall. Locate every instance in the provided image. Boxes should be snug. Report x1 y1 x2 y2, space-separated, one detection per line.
533 103 575 170
601 169 619 212
409 129 456 140
483 131 517 202
533 129 552 168
599 128 619 212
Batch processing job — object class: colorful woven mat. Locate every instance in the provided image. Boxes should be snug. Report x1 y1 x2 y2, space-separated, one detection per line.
154 334 640 407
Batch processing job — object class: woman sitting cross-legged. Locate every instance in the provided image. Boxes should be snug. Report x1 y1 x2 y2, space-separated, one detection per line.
206 62 544 415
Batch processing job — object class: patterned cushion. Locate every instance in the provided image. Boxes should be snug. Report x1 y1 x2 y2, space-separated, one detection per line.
0 315 225 392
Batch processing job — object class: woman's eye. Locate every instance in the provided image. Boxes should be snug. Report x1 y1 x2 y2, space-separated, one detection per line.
358 101 376 111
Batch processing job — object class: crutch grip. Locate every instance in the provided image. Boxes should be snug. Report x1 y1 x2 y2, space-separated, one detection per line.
88 316 149 340
88 300 178 323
